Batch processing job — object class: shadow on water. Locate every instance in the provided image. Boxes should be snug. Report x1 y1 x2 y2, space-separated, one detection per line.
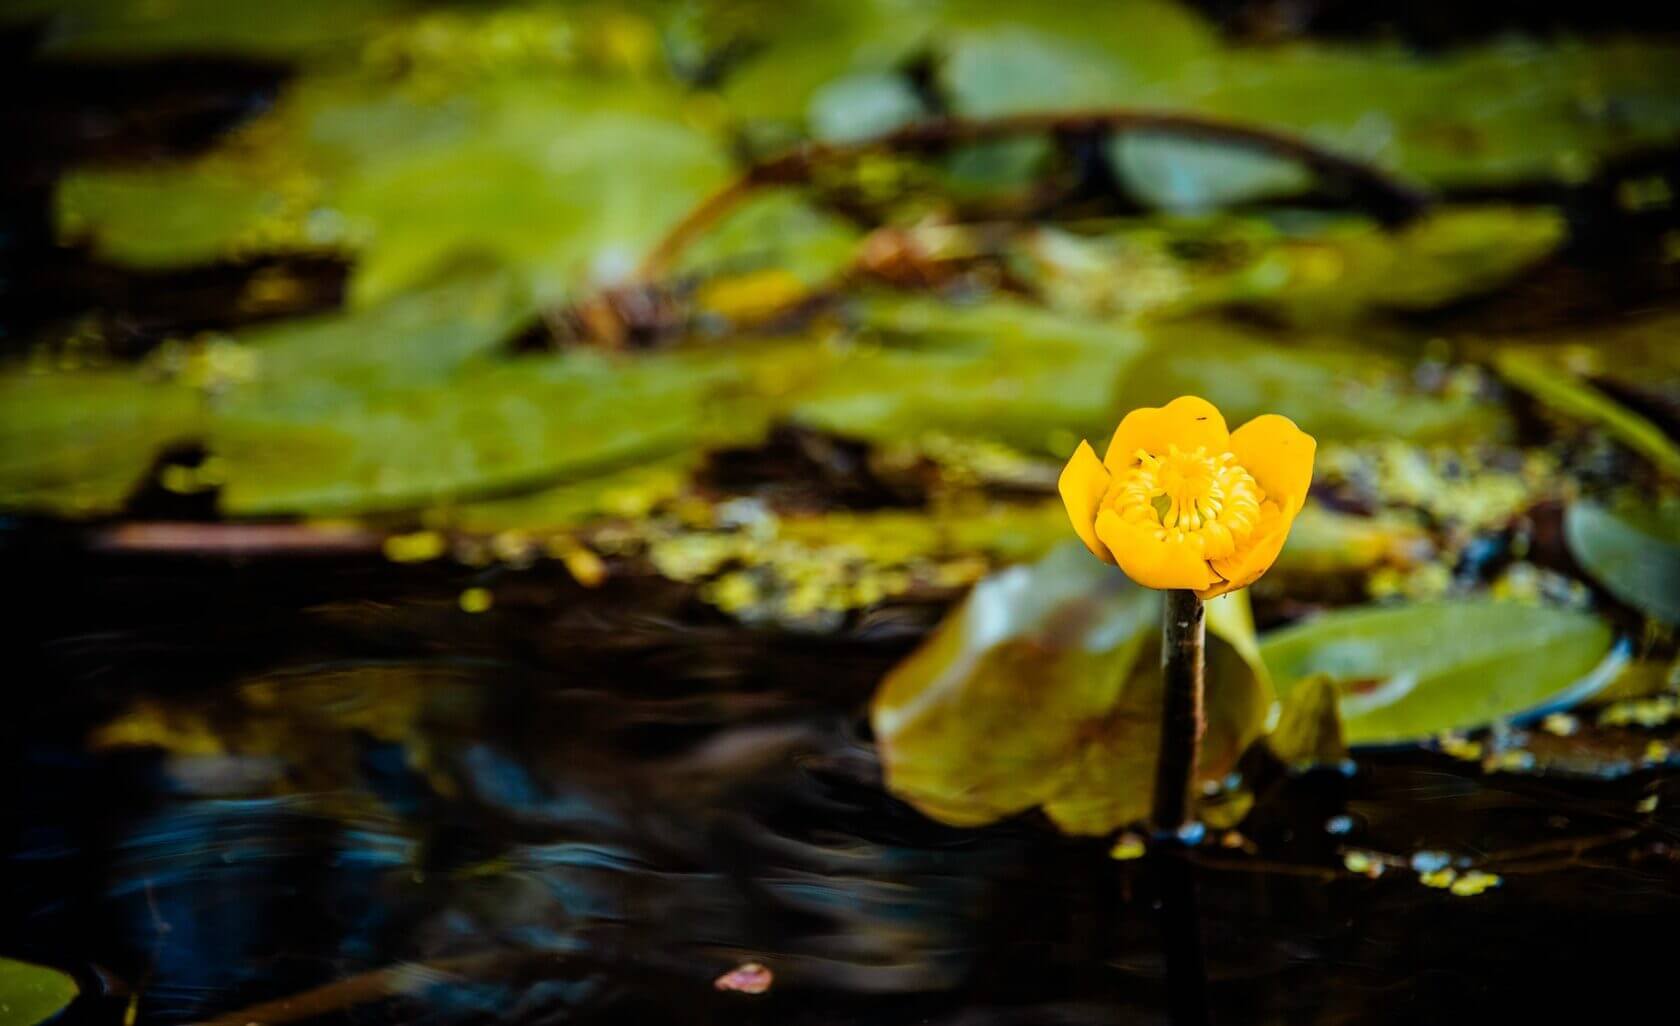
3 546 1678 1025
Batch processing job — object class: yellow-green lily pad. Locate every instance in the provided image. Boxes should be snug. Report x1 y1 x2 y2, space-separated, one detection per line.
1260 600 1620 747
1565 500 1680 626
871 542 1271 835
0 957 78 1026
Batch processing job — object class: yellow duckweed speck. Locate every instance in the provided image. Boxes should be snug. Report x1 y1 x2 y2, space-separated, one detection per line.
384 531 447 564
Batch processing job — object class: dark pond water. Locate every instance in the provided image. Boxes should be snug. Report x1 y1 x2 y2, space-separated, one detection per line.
6 542 1678 1025
6 11 1680 1026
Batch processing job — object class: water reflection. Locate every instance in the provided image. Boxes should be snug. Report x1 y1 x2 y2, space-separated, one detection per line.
6 563 1679 1024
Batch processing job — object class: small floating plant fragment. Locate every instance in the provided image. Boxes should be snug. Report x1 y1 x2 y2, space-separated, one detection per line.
1260 600 1620 747
713 962 773 995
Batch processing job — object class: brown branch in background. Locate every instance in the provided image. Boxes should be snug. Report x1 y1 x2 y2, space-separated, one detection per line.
638 108 1432 280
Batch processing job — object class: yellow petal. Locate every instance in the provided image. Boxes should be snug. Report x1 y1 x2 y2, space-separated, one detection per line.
1203 501 1299 598
1229 414 1315 511
1103 395 1231 474
1096 509 1219 591
1058 440 1114 563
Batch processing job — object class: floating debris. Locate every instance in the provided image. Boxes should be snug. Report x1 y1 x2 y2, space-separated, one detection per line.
383 531 447 564
1110 833 1147 861
1599 695 1680 729
1420 867 1458 889
713 962 773 995
1542 713 1580 737
1448 871 1503 897
1342 850 1384 878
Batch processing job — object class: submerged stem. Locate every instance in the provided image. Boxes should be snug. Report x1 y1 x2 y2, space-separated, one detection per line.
1153 589 1206 833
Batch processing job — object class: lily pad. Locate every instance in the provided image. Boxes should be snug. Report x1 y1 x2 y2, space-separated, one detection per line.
208 344 782 516
794 296 1150 454
226 268 534 401
11 0 401 59
0 370 200 516
1260 600 1620 747
937 2 1680 191
53 68 734 307
1565 500 1680 626
1116 319 1510 445
0 957 78 1026
674 188 862 287
1010 206 1563 324
871 542 1271 835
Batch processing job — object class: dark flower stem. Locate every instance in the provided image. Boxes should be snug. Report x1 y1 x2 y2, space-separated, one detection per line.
1152 588 1211 1026
1153 589 1206 832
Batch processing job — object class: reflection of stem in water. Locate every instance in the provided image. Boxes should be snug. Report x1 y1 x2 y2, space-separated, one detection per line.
1152 589 1211 1026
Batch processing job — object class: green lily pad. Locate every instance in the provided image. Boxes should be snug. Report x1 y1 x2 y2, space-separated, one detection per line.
937 2 1680 191
0 370 200 517
208 343 786 517
674 188 861 287
871 542 1271 835
1565 500 1680 626
11 0 401 59
53 67 733 306
227 269 534 400
1260 600 1619 747
0 957 78 1026
55 170 304 269
1010 206 1563 324
1116 319 1510 445
793 295 1149 454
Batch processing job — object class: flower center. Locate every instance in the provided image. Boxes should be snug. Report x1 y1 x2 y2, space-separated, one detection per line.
1109 445 1263 555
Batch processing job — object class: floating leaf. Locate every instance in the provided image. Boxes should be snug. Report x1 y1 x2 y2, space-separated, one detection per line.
0 370 200 516
1116 320 1510 445
1496 351 1680 478
227 269 534 401
55 169 301 269
209 345 781 516
794 296 1149 454
1108 136 1310 212
1276 503 1430 574
1565 500 1680 626
334 97 730 306
674 188 861 288
871 543 1270 835
0 957 78 1026
1260 600 1620 747
1010 206 1562 324
938 2 1680 190
11 0 401 58
54 69 732 306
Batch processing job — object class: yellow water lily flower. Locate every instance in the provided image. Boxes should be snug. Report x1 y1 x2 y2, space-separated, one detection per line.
1058 396 1315 599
